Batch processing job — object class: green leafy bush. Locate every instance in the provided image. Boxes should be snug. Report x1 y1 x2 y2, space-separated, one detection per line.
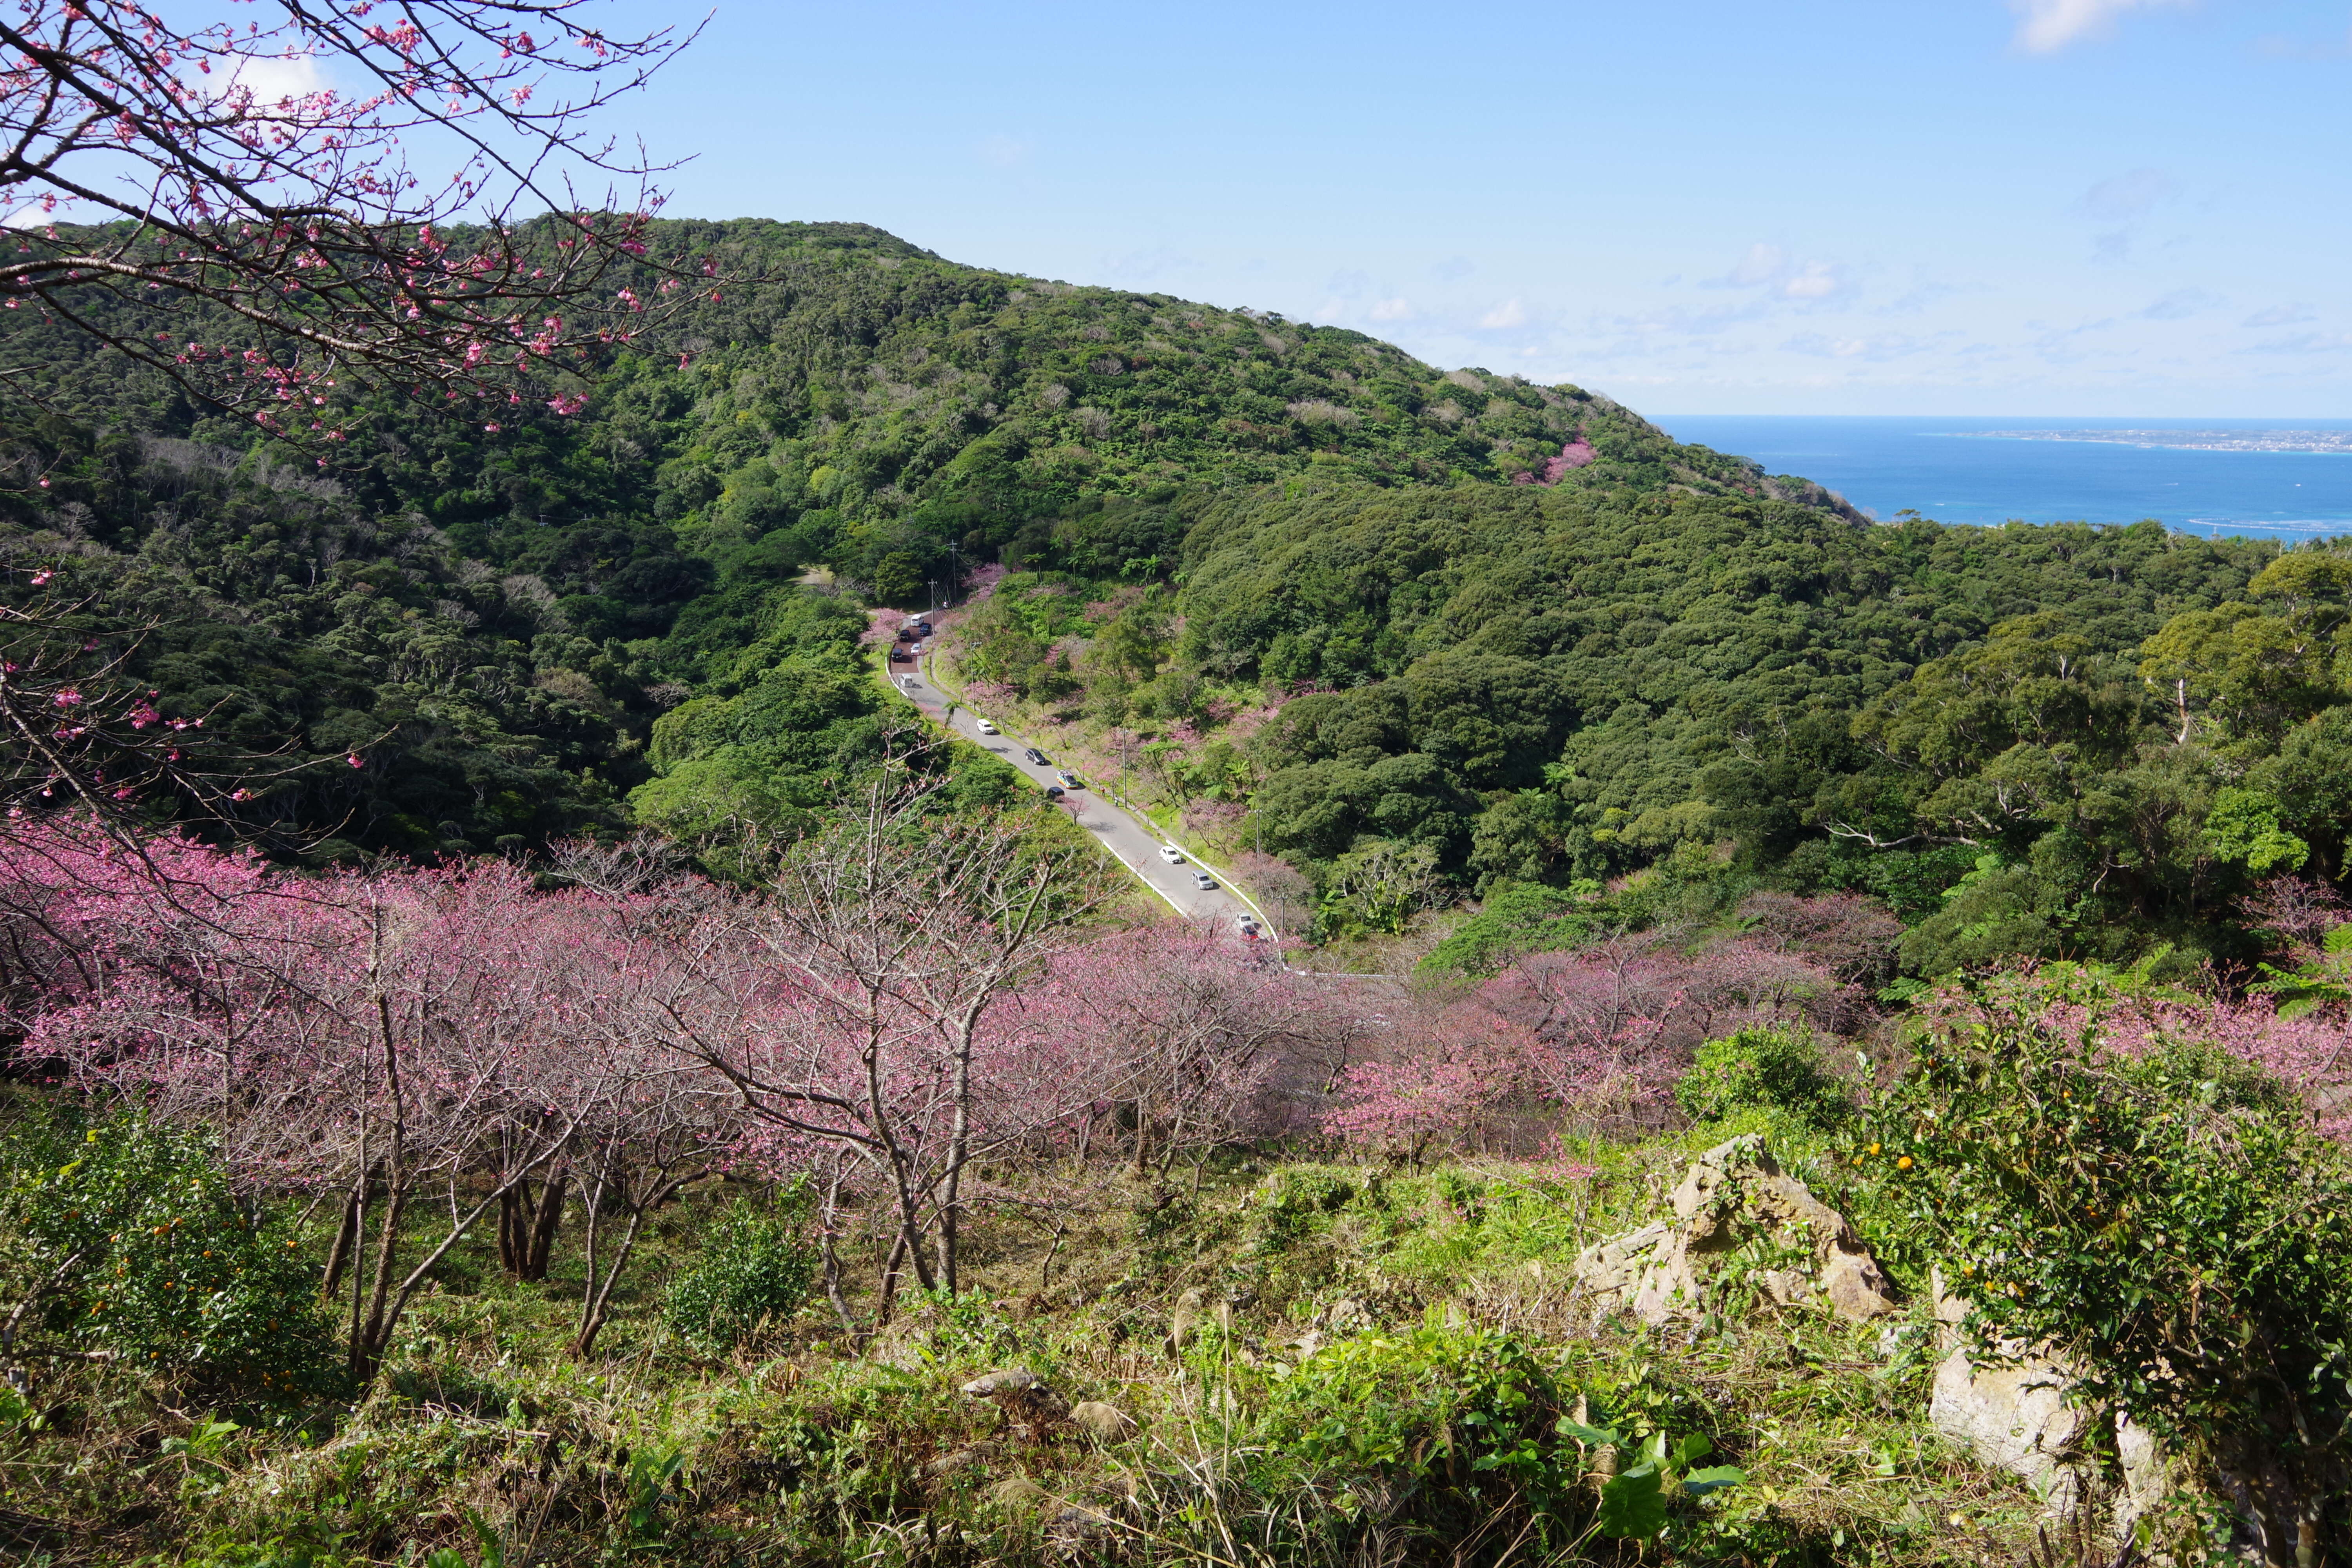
0 1108 338 1397
1860 968 2352 1544
1249 1168 1359 1249
1674 1025 1851 1131
1255 1317 1744 1552
661 1193 817 1353
1258 1318 1568 1513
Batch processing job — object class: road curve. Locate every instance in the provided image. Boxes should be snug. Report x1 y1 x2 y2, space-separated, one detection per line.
887 660 1271 938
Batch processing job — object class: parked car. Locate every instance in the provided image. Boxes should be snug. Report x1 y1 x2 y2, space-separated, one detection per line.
1044 785 1065 800
888 647 911 662
1191 871 1217 891
1054 770 1081 788
896 626 918 642
912 621 933 636
1238 916 1261 938
1023 747 1049 765
1157 844 1185 864
975 719 999 735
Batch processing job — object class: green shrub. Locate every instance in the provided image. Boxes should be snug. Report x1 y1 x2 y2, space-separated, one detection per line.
1250 1168 1358 1249
661 1192 817 1353
1254 1316 1745 1552
1674 1025 1851 1131
1861 968 2352 1544
1 1108 339 1398
1259 1315 1561 1480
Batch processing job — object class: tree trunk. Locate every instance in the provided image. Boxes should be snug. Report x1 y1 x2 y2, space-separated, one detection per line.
497 1183 528 1277
497 1165 569 1283
520 1171 560 1279
320 1179 363 1303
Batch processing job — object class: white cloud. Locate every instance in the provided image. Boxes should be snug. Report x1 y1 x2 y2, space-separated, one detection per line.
1782 332 1940 361
2010 0 2192 55
1097 244 1194 285
2243 304 2316 328
2077 167 2179 223
2242 332 2352 356
2073 167 2181 261
1717 243 1788 288
212 50 329 105
1368 297 1412 321
1708 243 1853 303
1780 262 1845 300
1479 298 1527 328
2136 287 2220 320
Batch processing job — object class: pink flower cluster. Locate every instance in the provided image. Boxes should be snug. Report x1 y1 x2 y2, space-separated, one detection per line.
1326 934 1843 1155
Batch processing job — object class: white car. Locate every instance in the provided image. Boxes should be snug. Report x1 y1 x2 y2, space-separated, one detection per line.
1191 870 1217 891
1157 844 1185 864
975 719 998 735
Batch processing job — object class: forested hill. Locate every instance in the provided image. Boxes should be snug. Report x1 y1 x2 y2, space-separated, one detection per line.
5 219 2340 985
0 218 1855 859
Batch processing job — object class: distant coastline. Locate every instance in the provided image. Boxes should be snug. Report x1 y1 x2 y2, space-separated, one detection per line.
1653 415 2352 539
1947 429 2352 457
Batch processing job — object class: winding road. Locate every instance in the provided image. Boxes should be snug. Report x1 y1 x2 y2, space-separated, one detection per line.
887 656 1272 938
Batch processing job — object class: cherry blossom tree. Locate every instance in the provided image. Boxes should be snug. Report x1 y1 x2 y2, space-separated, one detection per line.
0 1 704 445
10 833 657 1379
1328 935 1840 1153
1036 921 1358 1178
648 753 1118 1311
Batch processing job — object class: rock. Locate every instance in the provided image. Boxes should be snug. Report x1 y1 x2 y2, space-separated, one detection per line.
1929 1337 2090 1513
1321 1297 1372 1333
1069 1400 1136 1441
961 1367 1045 1397
1928 1267 2177 1534
960 1366 1069 1443
1572 1137 1896 1326
1570 1221 1673 1301
987 1476 1051 1509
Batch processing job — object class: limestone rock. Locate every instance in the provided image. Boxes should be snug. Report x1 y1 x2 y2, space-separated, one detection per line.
1069 1400 1136 1441
1570 1221 1673 1302
960 1366 1070 1443
1928 1267 2176 1532
1929 1338 2090 1513
1572 1136 1896 1326
961 1367 1045 1397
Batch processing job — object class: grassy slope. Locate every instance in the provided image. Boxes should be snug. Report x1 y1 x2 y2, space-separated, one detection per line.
5 1129 2059 1567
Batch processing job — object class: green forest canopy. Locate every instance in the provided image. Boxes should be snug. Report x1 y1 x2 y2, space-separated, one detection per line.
3 218 2342 977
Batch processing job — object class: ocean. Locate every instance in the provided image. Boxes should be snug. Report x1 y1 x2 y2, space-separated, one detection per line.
1650 416 2352 542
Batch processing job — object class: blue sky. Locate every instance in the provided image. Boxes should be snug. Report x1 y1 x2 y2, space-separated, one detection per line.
609 0 2352 416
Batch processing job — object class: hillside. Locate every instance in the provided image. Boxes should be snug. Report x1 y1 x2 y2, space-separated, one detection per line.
7 221 2352 1566
0 219 1851 857
6 219 2348 984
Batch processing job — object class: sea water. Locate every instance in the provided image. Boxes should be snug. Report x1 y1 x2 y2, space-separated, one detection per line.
1652 416 2352 542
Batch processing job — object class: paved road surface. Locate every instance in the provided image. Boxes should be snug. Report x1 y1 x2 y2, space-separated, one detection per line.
889 661 1269 936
